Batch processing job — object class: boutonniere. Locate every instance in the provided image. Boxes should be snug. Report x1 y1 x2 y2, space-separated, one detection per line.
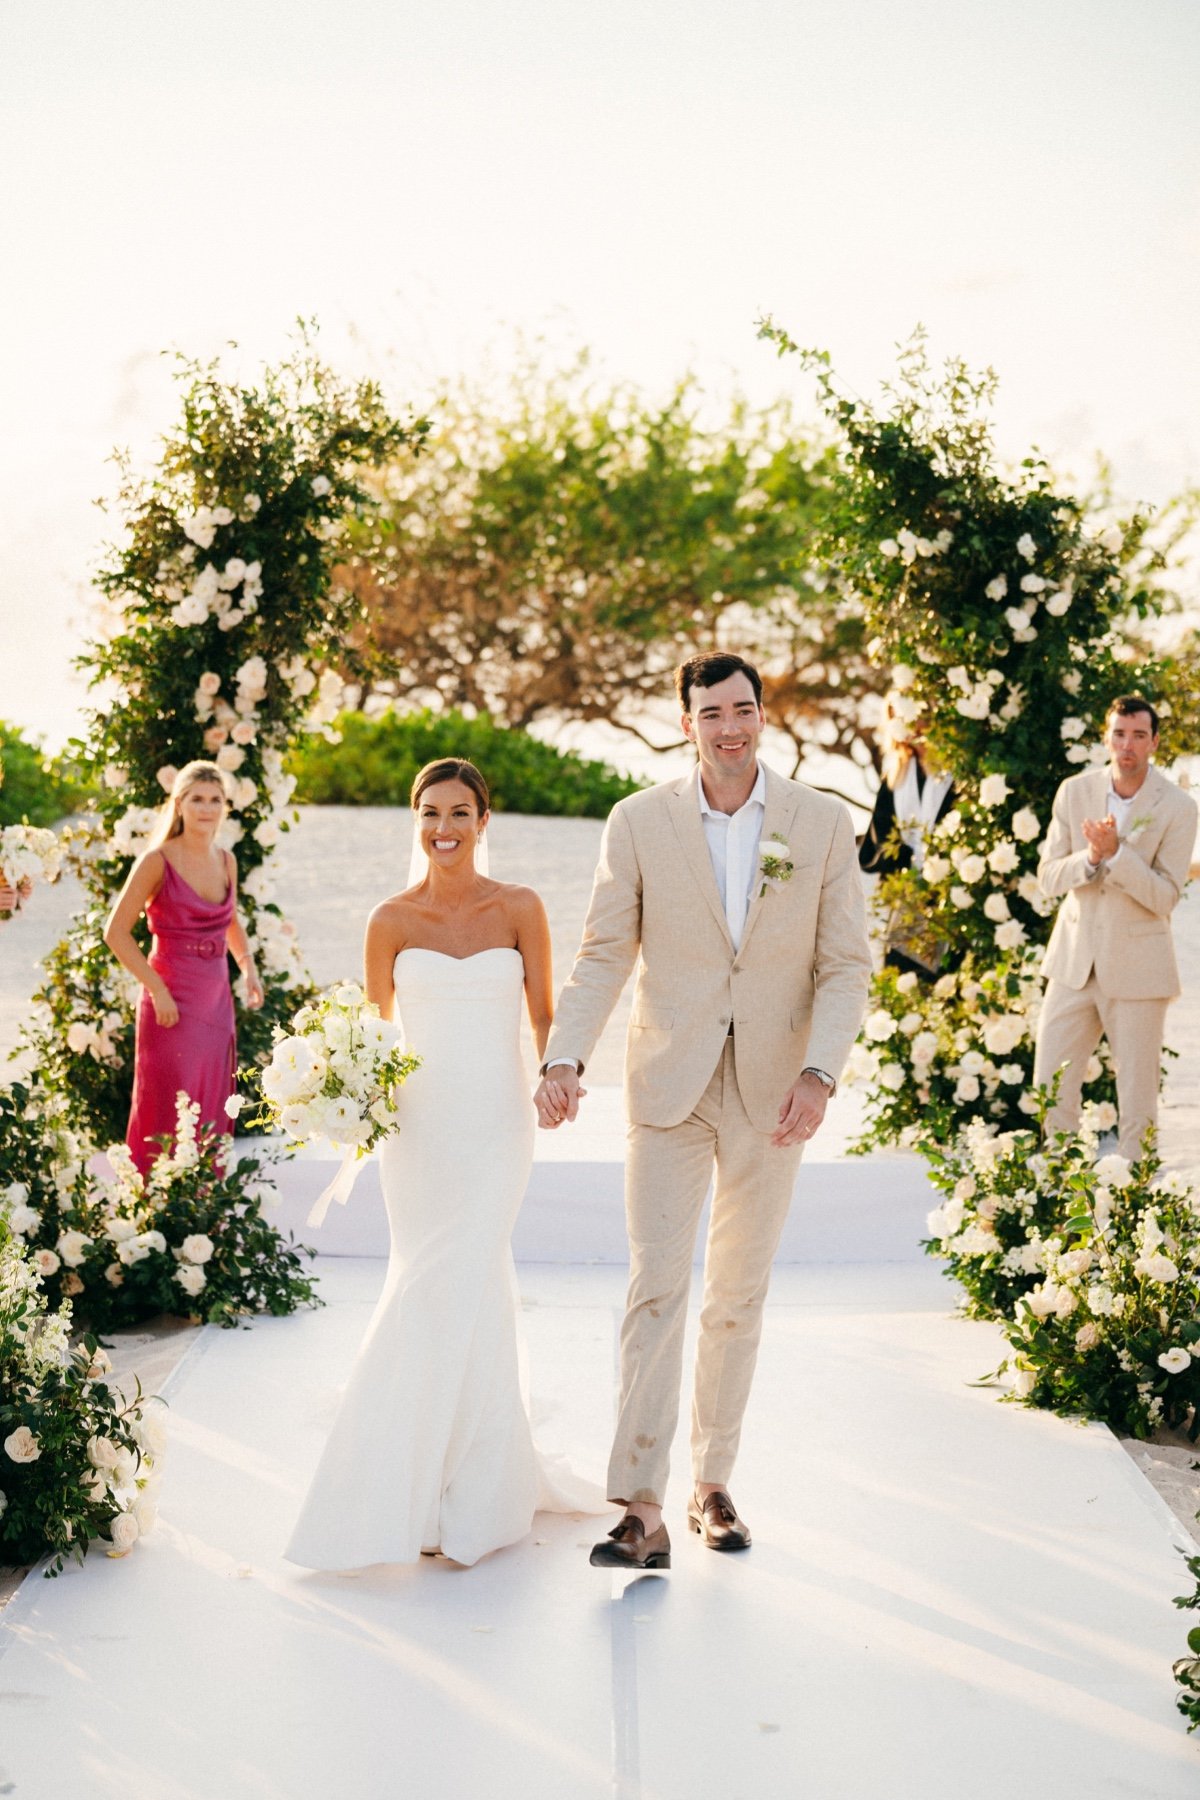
758 833 794 897
1123 813 1154 844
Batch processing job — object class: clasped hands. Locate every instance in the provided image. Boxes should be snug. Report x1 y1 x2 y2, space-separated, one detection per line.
533 1064 829 1148
1082 814 1120 865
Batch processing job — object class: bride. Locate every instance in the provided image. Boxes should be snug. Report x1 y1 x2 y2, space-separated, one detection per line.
285 757 602 1570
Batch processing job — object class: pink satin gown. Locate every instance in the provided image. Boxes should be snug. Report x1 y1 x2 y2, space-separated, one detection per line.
125 855 237 1174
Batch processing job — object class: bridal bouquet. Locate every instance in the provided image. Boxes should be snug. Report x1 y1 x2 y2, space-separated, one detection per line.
1 824 63 917
246 982 421 1156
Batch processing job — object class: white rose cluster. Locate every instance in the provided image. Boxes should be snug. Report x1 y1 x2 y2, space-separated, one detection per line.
1 824 64 900
257 981 417 1153
168 539 263 635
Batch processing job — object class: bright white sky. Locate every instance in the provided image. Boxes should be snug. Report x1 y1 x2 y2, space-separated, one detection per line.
2 0 1198 750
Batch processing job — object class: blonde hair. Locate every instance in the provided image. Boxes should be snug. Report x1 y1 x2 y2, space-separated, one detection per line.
146 760 231 850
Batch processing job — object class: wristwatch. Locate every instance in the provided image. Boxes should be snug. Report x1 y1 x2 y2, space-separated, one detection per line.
802 1066 837 1096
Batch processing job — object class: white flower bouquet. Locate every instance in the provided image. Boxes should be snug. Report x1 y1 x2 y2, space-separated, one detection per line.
250 982 421 1154
1 824 63 917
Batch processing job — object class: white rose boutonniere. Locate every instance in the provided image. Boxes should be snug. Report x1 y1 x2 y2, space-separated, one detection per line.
758 833 794 897
1123 813 1154 844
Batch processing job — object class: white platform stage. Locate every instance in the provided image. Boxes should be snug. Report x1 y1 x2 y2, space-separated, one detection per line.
2 1250 1196 1796
259 1084 935 1264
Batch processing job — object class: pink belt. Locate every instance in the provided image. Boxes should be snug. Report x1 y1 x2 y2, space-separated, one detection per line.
157 938 225 960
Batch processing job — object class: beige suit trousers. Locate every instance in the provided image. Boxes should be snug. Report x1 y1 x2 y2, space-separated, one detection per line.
608 1039 803 1506
1033 976 1168 1160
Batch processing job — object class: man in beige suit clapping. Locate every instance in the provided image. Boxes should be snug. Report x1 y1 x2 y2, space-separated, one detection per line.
1034 694 1197 1160
535 653 871 1571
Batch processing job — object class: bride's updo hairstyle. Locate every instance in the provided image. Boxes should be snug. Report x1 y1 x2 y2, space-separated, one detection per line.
146 760 232 849
410 759 490 816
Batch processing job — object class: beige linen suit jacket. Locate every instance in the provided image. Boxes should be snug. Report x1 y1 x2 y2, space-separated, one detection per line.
544 764 872 1134
1038 765 1197 1001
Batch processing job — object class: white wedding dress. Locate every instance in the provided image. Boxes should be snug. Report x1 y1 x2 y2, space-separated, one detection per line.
285 947 602 1570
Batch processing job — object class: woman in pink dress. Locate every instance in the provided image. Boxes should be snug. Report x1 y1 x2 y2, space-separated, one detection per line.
105 761 264 1173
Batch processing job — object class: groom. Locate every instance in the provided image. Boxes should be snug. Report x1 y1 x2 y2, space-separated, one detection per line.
535 653 871 1569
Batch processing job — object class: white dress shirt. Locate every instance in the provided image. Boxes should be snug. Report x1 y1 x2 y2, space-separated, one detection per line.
696 762 767 951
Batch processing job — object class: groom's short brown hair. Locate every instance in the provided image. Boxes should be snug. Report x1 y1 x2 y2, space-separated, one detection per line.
675 652 764 714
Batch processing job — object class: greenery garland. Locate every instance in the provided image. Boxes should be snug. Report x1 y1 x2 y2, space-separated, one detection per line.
22 330 427 1144
759 321 1193 1153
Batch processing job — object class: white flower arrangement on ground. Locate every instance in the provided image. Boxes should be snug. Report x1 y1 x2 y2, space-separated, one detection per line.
249 982 421 1153
0 824 63 917
0 1084 317 1332
922 1105 1200 1439
0 1229 163 1573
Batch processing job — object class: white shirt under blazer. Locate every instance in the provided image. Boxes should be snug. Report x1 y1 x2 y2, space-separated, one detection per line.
1038 764 1197 1001
544 762 872 1134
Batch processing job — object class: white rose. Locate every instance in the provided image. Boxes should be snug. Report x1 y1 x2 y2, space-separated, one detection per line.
136 1230 167 1254
4 1426 41 1464
34 1248 61 1277
1135 1252 1179 1283
311 474 332 497
198 671 221 695
254 819 281 849
1016 533 1037 561
922 854 951 883
950 886 973 909
1011 809 1040 843
864 1009 897 1043
1044 590 1072 617
958 855 987 885
999 1063 1024 1085
981 1013 1025 1056
67 1021 94 1055
879 1063 906 1091
117 1240 150 1266
910 1032 938 1067
56 1230 92 1268
181 1233 215 1264
1012 1368 1036 1398
983 892 1010 923
1074 1323 1101 1353
224 1094 245 1119
216 745 244 772
878 538 899 558
132 1492 159 1536
985 574 1008 600
175 1263 207 1298
993 920 1027 950
1158 1347 1191 1374
109 1511 140 1553
1093 1153 1132 1188
979 773 1012 809
1099 525 1123 554
7 1204 41 1237
891 664 916 690
1019 573 1046 594
987 840 1019 875
954 1075 981 1103
1060 717 1086 741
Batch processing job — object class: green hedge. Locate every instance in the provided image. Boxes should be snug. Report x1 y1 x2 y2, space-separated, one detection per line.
288 709 643 818
0 722 87 827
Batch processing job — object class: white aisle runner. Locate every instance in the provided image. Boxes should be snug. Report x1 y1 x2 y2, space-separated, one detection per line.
1 1239 1197 1798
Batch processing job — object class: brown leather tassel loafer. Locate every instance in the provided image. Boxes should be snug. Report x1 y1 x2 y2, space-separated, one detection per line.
687 1489 752 1551
589 1514 672 1569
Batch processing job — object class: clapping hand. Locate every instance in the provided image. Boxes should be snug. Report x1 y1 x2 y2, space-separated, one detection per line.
1082 814 1119 864
534 1066 587 1129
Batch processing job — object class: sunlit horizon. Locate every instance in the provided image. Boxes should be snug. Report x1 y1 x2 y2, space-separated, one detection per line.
3 0 1198 751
